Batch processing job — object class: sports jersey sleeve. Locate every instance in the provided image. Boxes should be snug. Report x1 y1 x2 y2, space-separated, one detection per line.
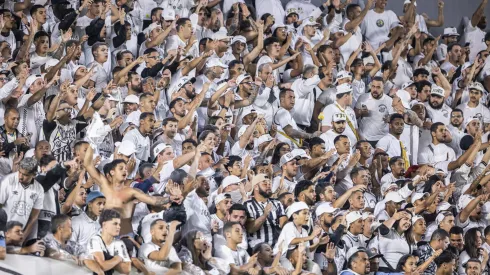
140 243 157 259
375 137 390 152
113 240 131 262
275 109 292 128
87 236 104 255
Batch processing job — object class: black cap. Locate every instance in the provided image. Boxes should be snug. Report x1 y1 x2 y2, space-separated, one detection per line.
51 0 70 4
460 134 474 151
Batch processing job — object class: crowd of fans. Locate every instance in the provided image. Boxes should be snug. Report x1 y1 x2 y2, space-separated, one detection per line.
0 0 489 274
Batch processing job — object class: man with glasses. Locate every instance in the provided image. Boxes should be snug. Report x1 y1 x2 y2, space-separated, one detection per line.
457 82 490 131
0 10 20 53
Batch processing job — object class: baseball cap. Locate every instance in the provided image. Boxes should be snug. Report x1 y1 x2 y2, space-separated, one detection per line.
435 211 452 225
123 94 140 104
212 31 231 41
222 175 245 189
119 122 135 136
286 201 309 218
214 193 231 205
206 58 228 69
363 56 375 66
271 24 287 34
241 108 257 119
333 112 347 122
87 191 105 204
458 194 474 212
231 35 247 44
291 149 311 160
381 183 399 194
436 201 454 213
362 212 374 220
464 116 480 129
384 192 404 203
403 0 417 6
430 85 445 97
236 73 252 85
335 70 352 84
443 27 459 37
366 248 384 259
257 134 273 146
462 62 472 71
411 192 429 204
315 202 339 217
144 22 162 36
346 211 363 229
117 140 136 156
280 152 300 167
162 9 176 20
346 247 368 261
171 76 196 94
401 81 416 90
25 74 43 89
468 82 484 93
286 8 299 17
411 215 424 225
336 83 353 95
152 143 172 161
251 174 270 189
303 16 319 27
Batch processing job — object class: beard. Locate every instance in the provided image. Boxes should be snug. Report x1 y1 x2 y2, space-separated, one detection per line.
259 187 272 198
132 83 143 93
186 88 196 99
429 100 443 110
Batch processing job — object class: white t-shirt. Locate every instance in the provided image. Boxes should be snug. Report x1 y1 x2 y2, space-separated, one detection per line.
139 242 181 273
456 102 490 126
182 190 212 241
418 143 456 168
87 235 132 263
464 21 487 62
340 19 362 68
361 9 400 50
139 211 165 243
321 103 358 147
355 93 393 141
71 211 101 248
376 134 407 159
215 245 250 267
125 110 142 126
0 172 44 228
424 102 452 125
122 128 151 162
274 107 301 149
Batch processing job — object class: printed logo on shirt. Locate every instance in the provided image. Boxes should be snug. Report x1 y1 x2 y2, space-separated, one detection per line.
378 104 387 113
30 193 37 200
12 191 18 195
442 108 449 118
376 19 384 27
11 201 33 216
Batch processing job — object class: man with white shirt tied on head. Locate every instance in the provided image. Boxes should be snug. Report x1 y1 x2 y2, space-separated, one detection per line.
437 27 461 63
456 82 490 131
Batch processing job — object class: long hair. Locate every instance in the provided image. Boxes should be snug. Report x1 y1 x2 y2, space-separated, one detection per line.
180 230 206 269
464 227 482 258
396 254 416 272
271 142 289 165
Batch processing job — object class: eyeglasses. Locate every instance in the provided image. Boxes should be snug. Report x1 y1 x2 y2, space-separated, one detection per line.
194 236 206 241
0 77 7 82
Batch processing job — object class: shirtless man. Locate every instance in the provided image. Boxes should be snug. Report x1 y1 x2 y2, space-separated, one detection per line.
83 145 181 235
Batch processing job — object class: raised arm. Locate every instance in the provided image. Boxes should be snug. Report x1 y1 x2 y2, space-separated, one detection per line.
345 0 373 32
243 21 264 68
83 145 110 189
424 0 444 27
471 0 488 28
146 20 176 48
182 50 212 76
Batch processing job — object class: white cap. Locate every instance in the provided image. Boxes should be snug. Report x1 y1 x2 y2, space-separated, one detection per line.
411 215 424 225
435 212 451 225
411 192 429 204
257 134 273 146
336 83 353 95
280 152 299 167
458 194 474 212
346 211 363 229
291 149 311 160
214 193 231 205
222 175 245 189
237 125 248 138
462 62 472 71
315 202 339 217
271 24 287 34
117 140 136 156
236 73 252 85
123 94 140 104
286 201 309 219
144 22 162 36
152 143 172 160
430 85 445 97
381 183 399 194
436 201 453 212
303 16 319 27
401 81 415 90
241 108 257 119
363 56 375 66
333 112 347 122
212 31 231 41
25 74 43 89
468 82 484 93
396 90 411 108
385 192 404 203
286 8 299 17
346 247 368 261
231 35 247 44
362 212 374 220
334 70 352 84
162 9 176 20
206 58 228 68
171 76 196 94
443 27 459 37
44 59 59 70
403 0 417 6
410 100 424 108
464 116 480 129
71 65 85 78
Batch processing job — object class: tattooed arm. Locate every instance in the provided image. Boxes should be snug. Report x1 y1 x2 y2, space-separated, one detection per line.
131 188 173 206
